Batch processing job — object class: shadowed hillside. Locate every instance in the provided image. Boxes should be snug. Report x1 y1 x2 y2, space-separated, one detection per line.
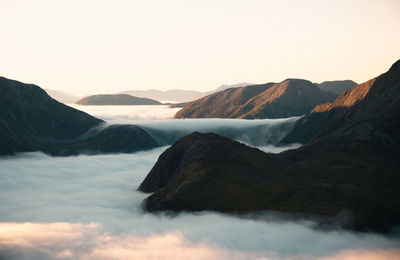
0 77 158 155
315 80 357 96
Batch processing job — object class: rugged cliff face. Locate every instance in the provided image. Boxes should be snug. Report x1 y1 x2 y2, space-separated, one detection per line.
175 79 336 119
139 60 400 232
76 94 161 105
0 77 158 155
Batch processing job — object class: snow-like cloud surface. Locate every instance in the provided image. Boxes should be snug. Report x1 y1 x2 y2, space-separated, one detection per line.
0 150 399 260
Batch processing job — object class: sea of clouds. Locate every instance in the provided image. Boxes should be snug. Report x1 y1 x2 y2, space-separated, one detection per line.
0 105 399 259
0 149 399 260
72 104 301 146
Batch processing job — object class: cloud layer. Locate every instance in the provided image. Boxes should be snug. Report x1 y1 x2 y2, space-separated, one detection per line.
0 148 399 259
1 222 399 260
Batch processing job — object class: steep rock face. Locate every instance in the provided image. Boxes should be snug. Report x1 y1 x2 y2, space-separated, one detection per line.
283 60 400 144
175 79 336 119
315 80 357 96
76 94 161 105
0 77 158 155
140 132 400 232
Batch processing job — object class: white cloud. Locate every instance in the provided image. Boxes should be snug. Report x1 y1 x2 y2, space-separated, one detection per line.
1 222 399 260
0 150 399 260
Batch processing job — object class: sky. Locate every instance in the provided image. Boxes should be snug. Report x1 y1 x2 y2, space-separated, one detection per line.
0 0 399 95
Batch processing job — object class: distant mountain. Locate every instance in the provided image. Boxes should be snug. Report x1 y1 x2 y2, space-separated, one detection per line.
45 89 80 104
202 82 253 96
76 94 161 105
121 83 253 103
176 79 337 119
139 60 400 232
0 77 158 156
121 89 204 102
315 80 357 96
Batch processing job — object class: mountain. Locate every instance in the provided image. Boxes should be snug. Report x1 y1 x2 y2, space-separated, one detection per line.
315 80 357 96
121 89 204 102
139 60 400 232
45 89 80 104
202 82 253 96
0 77 158 156
121 83 252 103
283 61 400 145
175 79 337 119
76 94 161 105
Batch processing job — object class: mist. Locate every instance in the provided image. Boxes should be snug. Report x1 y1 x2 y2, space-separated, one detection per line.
69 104 181 121
0 149 399 260
71 104 301 146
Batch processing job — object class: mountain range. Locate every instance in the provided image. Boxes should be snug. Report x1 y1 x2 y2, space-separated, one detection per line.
176 79 337 119
121 83 253 102
139 60 400 232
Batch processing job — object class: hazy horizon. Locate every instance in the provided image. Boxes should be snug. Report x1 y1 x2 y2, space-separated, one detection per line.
1 0 399 96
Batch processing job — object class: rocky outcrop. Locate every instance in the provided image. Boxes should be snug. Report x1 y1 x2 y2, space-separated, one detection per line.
175 79 337 119
76 94 161 105
0 77 158 155
315 80 357 96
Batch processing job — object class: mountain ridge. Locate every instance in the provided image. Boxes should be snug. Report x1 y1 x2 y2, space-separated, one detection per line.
175 79 337 119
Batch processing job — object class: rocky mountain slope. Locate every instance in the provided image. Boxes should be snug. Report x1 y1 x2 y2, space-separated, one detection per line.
76 94 161 105
175 79 337 119
315 80 357 96
0 77 158 155
139 60 400 232
283 60 400 145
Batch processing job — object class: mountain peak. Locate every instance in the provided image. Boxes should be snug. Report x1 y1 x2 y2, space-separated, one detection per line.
389 59 400 72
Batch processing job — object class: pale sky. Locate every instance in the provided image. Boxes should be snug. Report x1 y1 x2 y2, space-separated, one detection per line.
1 0 399 95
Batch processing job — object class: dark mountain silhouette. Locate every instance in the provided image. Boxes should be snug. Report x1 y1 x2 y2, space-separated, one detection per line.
139 60 400 232
315 80 357 96
0 77 158 156
175 79 337 119
76 94 161 105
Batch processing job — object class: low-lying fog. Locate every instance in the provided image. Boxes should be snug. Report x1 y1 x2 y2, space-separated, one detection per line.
0 149 399 260
69 104 181 121
1 105 399 259
72 104 301 147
